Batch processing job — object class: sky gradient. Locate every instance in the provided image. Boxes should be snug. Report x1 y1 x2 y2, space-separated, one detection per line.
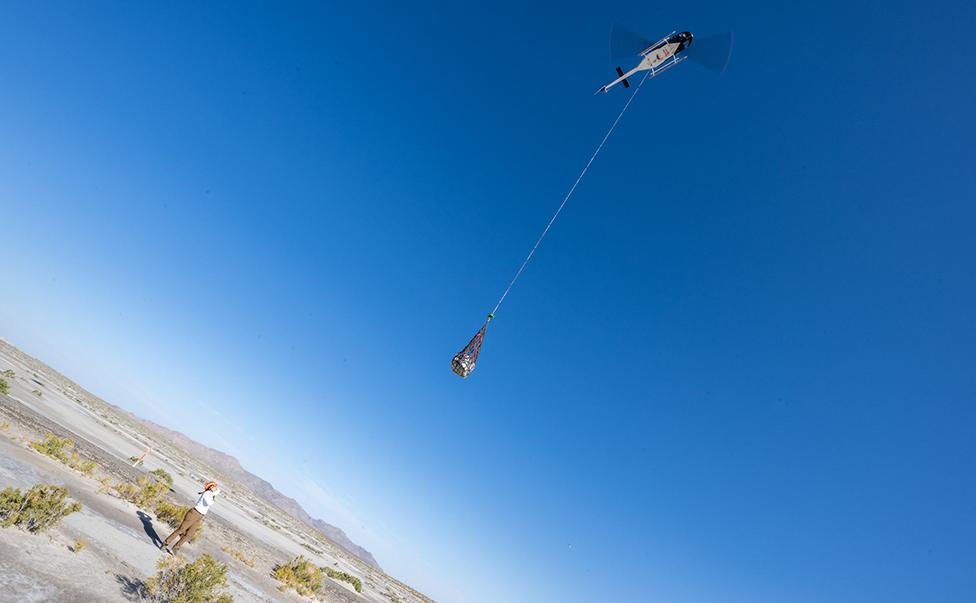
1 2 974 602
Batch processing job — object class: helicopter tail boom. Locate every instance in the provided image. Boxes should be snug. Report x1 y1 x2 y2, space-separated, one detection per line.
596 64 641 94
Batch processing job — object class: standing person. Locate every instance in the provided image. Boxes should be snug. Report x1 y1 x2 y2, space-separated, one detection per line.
162 480 219 554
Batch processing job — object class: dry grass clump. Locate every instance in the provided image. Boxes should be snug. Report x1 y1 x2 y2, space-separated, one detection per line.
0 378 8 396
0 484 81 533
71 538 87 552
272 555 323 597
144 554 233 603
222 545 256 568
97 476 114 494
29 434 96 476
0 420 9 431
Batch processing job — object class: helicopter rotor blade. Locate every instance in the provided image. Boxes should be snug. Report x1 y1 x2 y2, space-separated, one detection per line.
687 31 734 73
609 23 653 61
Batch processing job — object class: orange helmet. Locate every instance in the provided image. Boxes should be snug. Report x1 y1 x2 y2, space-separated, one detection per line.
203 481 218 492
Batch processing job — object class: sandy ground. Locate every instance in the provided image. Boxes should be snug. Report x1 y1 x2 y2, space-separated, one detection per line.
0 342 431 603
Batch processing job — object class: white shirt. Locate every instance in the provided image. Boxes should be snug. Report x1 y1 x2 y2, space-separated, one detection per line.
193 489 218 515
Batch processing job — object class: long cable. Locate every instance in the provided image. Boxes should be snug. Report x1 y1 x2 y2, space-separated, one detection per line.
490 70 651 317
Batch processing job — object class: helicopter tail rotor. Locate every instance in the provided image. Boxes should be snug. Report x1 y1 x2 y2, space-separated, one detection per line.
615 67 631 88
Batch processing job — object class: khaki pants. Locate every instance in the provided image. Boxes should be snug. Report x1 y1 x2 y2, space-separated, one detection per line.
163 508 204 551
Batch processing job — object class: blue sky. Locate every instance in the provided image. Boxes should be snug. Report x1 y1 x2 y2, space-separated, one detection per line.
1 2 974 602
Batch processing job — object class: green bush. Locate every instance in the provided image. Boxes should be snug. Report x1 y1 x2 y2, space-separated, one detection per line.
154 500 190 528
324 567 363 593
0 369 14 379
150 468 174 487
0 378 8 396
29 434 96 476
76 458 96 476
144 554 233 603
115 477 169 509
272 555 323 597
0 484 81 533
30 434 73 462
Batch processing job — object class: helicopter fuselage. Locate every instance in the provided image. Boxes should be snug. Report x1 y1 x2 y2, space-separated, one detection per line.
598 31 694 93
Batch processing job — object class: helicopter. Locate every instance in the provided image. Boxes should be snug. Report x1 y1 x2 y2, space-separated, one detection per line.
597 27 733 94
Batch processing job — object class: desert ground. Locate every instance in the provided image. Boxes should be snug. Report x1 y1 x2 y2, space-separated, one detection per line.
0 339 432 603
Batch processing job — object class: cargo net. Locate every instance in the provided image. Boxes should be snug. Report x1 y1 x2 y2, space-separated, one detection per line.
451 316 491 378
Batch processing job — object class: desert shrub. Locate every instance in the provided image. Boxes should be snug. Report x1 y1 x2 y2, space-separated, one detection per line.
30 434 74 462
324 567 363 593
1 369 14 379
144 554 233 603
154 500 190 528
114 482 137 500
115 476 169 509
384 591 403 603
272 555 323 597
138 480 167 506
73 456 96 476
29 434 95 475
71 538 87 552
0 378 8 395
0 484 81 533
0 420 9 430
31 389 42 397
150 468 174 487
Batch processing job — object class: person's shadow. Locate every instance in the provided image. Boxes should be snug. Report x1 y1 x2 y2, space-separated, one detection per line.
137 511 163 548
116 574 145 601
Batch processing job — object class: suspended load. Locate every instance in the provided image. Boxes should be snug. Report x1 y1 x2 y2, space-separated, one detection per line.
451 314 492 378
450 24 733 379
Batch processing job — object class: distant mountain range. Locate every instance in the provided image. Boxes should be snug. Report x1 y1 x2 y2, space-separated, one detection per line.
131 418 381 569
